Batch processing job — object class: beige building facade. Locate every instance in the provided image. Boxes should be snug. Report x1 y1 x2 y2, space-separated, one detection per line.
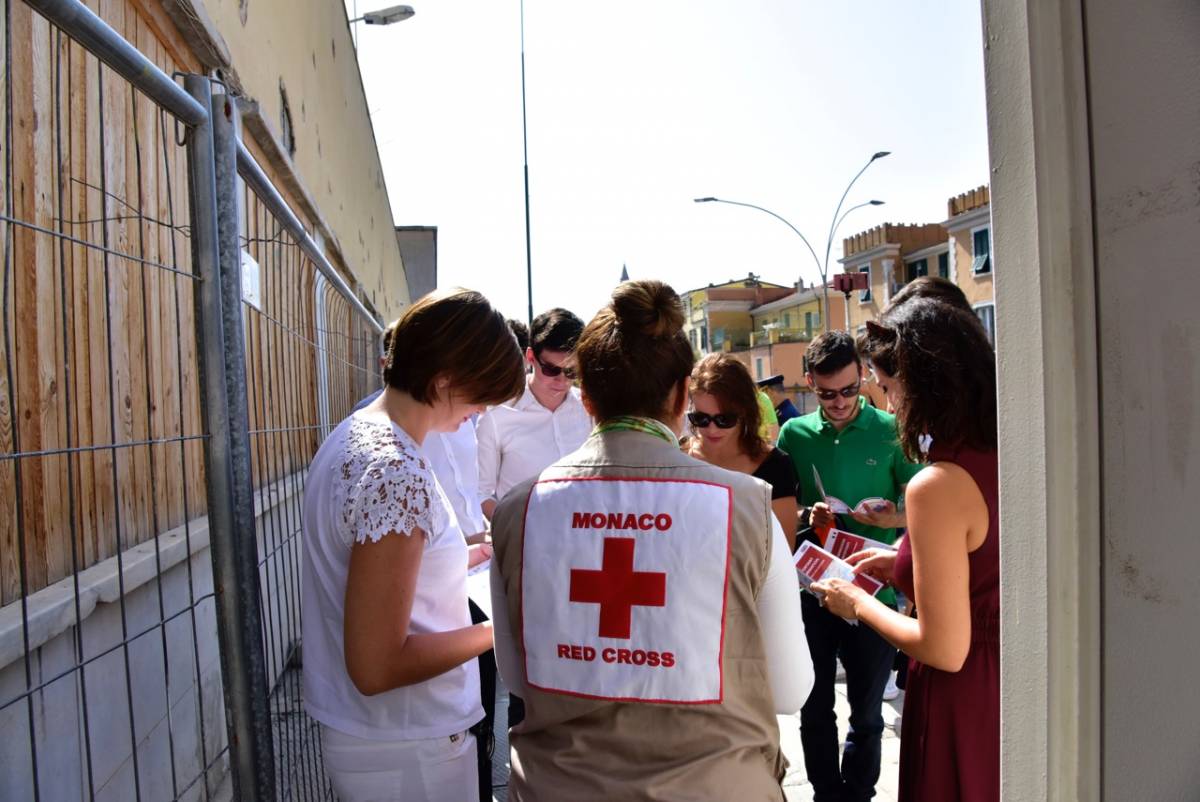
838 223 948 334
944 186 995 343
179 0 410 318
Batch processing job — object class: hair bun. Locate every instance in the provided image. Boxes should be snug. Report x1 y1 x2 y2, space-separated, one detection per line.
610 280 684 338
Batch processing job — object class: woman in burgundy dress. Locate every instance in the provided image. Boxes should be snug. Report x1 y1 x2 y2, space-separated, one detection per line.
812 296 998 802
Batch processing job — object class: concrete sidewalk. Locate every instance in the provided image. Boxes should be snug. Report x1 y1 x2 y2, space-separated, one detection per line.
490 673 903 801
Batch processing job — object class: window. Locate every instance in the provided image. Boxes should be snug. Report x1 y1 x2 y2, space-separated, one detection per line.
700 325 708 352
755 358 763 380
907 258 928 282
690 329 697 349
975 303 996 345
279 80 296 156
783 312 791 329
859 265 872 303
972 227 991 274
804 311 813 337
938 251 950 279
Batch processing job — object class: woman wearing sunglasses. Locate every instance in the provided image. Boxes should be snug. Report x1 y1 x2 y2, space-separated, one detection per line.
684 354 801 550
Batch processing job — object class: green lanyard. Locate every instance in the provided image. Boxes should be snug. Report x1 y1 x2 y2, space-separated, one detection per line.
592 415 678 446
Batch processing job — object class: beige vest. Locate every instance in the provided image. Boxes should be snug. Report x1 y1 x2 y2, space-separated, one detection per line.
492 429 787 802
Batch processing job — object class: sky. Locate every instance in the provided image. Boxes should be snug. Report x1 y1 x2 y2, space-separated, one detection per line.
347 0 990 324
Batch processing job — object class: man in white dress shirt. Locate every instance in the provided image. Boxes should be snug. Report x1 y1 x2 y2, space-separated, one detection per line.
476 308 592 520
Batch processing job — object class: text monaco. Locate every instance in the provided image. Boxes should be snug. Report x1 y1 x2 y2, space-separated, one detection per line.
571 512 673 531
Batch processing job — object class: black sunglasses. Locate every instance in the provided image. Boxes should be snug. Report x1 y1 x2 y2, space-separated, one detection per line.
687 411 739 429
813 382 861 401
536 357 577 380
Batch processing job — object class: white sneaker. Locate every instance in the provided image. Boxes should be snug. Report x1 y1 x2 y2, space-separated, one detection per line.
883 670 901 701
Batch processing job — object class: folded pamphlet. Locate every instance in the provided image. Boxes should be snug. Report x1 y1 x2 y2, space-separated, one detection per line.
811 466 890 516
825 528 896 561
793 540 885 623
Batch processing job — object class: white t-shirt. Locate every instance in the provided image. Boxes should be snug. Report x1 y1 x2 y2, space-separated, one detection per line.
422 420 487 536
301 411 483 740
476 379 593 504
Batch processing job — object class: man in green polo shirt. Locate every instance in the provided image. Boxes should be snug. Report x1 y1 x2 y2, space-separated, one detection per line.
777 330 921 802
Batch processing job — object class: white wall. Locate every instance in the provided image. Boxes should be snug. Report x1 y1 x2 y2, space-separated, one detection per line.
1083 0 1200 796
0 547 226 802
986 0 1200 797
0 484 306 801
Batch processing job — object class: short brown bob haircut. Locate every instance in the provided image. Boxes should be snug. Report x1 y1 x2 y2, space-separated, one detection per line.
690 353 769 459
862 296 997 461
384 288 525 407
575 280 694 422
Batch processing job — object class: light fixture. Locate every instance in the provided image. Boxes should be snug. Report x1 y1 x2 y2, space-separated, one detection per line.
350 5 415 25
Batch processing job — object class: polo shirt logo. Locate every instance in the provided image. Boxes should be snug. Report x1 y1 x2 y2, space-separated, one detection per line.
865 458 878 466
521 477 732 704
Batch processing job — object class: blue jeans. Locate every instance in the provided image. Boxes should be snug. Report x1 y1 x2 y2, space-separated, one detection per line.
799 591 897 802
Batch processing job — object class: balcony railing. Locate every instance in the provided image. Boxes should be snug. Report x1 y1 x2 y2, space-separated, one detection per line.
750 327 816 346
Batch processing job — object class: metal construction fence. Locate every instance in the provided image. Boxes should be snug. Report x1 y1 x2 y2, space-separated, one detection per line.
0 0 382 799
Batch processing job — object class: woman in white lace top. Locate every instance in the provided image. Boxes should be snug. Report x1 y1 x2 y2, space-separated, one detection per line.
301 288 525 802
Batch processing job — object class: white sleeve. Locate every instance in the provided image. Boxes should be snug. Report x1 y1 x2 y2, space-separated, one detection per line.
758 515 814 714
490 563 528 697
476 411 501 505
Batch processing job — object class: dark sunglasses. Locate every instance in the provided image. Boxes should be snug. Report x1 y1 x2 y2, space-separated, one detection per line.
813 382 862 401
536 357 577 380
687 411 739 429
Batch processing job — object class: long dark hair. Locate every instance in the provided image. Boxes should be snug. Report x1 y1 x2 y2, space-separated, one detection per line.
862 297 997 461
689 353 769 459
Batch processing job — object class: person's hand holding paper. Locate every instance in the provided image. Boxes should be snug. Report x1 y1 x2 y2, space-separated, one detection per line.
845 547 899 587
849 497 905 529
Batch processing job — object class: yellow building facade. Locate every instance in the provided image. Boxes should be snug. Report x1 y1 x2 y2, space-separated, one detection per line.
681 275 790 355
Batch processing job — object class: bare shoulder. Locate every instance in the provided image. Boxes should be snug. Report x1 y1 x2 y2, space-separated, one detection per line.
905 460 977 504
905 461 987 545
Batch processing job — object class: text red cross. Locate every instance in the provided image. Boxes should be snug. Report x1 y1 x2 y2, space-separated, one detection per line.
569 537 667 639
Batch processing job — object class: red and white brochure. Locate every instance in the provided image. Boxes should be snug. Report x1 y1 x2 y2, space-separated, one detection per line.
825 529 896 562
794 540 885 598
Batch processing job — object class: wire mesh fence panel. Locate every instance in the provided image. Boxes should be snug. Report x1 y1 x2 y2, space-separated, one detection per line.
0 2 227 801
238 160 379 801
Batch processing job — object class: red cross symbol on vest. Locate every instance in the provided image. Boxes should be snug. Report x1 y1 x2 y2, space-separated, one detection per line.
569 537 667 639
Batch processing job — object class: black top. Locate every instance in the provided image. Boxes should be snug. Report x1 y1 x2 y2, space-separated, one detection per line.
752 447 799 501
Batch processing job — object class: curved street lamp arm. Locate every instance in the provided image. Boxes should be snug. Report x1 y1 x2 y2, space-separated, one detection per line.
702 198 824 280
824 154 885 271
831 201 878 248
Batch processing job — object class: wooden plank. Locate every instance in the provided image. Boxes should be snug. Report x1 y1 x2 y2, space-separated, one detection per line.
67 31 100 576
126 0 202 76
119 3 151 547
0 0 17 604
98 0 134 560
134 15 166 537
152 34 184 533
11 2 51 592
84 29 116 568
45 19 75 588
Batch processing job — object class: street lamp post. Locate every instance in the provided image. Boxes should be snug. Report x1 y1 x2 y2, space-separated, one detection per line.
520 0 533 329
694 155 887 331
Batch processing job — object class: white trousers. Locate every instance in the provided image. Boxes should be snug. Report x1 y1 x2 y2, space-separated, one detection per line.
320 725 479 802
